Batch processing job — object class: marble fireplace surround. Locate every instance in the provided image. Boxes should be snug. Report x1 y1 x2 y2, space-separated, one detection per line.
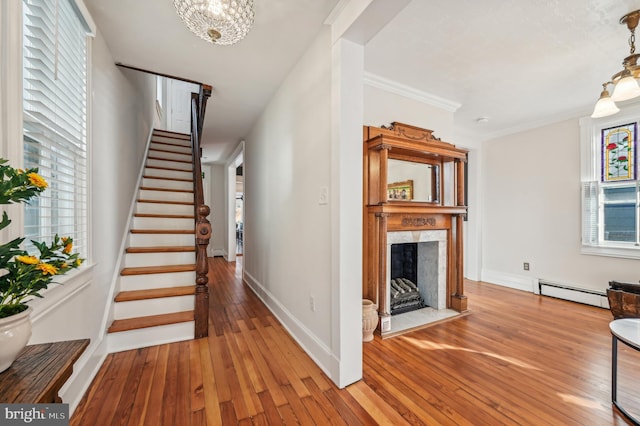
385 229 447 314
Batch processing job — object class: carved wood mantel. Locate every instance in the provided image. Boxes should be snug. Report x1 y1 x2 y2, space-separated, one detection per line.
363 122 468 323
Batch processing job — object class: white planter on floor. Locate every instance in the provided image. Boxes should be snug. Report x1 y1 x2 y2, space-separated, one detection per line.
362 299 378 342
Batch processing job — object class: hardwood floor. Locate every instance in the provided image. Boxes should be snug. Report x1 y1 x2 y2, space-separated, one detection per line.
71 258 638 425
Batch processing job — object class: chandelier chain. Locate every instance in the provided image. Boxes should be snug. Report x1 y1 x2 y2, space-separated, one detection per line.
630 30 636 55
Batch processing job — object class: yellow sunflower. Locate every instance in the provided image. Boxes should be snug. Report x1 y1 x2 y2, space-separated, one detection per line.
27 172 48 189
37 263 58 275
16 255 39 265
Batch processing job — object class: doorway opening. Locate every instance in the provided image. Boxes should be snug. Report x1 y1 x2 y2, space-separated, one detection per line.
236 165 244 255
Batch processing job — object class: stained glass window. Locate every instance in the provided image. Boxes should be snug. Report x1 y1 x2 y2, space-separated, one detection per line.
601 123 636 182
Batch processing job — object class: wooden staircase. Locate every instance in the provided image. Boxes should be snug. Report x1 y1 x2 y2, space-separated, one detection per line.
107 129 199 350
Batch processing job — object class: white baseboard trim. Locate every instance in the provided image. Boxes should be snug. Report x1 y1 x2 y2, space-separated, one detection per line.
212 249 225 257
243 270 339 385
481 269 537 293
59 337 107 416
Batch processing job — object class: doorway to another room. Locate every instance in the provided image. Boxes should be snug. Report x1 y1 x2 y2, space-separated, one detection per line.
236 165 244 256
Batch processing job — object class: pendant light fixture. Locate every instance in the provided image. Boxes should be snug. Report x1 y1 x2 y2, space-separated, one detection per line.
174 0 255 46
592 10 640 118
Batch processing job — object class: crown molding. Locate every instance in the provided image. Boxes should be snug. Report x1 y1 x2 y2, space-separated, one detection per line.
363 72 461 112
478 106 593 143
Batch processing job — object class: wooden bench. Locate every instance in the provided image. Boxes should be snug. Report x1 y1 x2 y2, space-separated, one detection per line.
0 339 89 403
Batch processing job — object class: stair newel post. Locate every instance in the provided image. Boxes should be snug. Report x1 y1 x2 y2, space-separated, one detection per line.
195 204 211 338
190 88 212 338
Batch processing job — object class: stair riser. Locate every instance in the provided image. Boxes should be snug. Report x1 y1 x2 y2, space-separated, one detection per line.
132 217 194 230
146 158 192 171
123 251 196 267
152 135 190 146
142 177 193 191
148 150 192 162
114 295 195 319
138 189 194 203
119 271 196 292
128 232 194 247
135 202 194 216
150 142 192 155
144 167 193 181
107 321 194 353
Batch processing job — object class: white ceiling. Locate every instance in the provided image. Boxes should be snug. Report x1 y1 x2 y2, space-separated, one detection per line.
365 0 640 140
85 0 640 161
84 0 340 163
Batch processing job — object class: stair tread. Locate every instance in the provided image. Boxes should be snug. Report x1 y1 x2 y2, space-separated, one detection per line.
126 245 196 253
143 175 193 183
134 213 195 219
130 229 194 234
139 186 194 193
137 199 194 205
153 130 190 139
108 311 194 333
121 264 196 276
115 286 196 302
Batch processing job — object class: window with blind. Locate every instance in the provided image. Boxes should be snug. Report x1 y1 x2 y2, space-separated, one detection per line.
581 113 640 258
22 0 90 257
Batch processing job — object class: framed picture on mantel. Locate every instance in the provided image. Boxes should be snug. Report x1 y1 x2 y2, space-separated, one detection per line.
387 180 413 201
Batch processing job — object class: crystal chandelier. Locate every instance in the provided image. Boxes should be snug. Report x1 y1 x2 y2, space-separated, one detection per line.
173 0 255 46
592 10 640 118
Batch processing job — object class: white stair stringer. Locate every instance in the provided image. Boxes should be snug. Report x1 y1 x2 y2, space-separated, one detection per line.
107 129 199 353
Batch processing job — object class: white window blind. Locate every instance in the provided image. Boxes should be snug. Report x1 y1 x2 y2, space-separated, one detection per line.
581 181 598 246
22 0 90 256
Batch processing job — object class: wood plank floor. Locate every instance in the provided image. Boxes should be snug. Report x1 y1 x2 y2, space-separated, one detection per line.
71 258 639 425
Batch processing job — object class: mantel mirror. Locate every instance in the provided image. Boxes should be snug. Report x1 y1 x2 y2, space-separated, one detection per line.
387 158 440 203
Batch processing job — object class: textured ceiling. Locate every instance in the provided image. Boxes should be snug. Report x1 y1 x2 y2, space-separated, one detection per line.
86 0 640 160
365 0 640 141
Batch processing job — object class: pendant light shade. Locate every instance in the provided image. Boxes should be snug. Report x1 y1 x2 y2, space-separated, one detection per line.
611 72 640 102
591 87 620 118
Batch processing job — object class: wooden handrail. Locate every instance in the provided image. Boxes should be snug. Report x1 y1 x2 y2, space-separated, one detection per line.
116 63 205 87
191 87 212 339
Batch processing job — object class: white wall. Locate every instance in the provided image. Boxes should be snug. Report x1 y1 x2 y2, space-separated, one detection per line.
481 118 639 293
364 85 454 140
243 27 344 381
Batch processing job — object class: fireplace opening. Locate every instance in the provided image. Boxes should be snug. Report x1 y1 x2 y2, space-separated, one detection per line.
390 243 425 315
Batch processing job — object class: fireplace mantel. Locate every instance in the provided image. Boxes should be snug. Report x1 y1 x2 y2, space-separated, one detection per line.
363 122 468 332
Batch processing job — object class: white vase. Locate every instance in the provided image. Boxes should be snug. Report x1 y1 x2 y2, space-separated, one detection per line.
362 299 378 342
0 307 32 373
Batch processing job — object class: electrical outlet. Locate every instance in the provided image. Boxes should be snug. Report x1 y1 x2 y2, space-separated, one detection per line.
309 296 316 312
523 262 530 271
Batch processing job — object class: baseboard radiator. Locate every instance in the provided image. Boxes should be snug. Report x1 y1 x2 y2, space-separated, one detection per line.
538 279 609 309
